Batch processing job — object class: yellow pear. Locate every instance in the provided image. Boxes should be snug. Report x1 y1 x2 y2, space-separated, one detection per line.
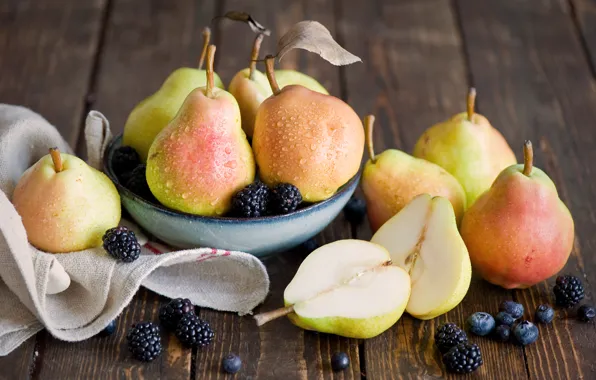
123 27 225 161
275 69 328 95
252 56 364 202
146 45 255 216
361 115 466 231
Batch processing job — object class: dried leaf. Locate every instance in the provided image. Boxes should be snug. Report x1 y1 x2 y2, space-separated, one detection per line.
276 21 361 66
216 11 271 36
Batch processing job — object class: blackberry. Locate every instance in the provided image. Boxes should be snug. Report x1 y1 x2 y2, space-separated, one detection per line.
222 353 242 374
331 352 350 372
535 304 555 324
126 322 162 362
499 300 524 319
553 275 585 307
159 298 195 331
231 182 270 217
495 311 515 327
102 226 141 263
343 197 366 225
125 164 157 203
513 320 539 346
269 183 302 215
578 305 596 322
434 323 468 353
466 312 495 336
443 343 483 374
112 146 141 183
98 320 117 337
175 314 214 348
493 325 511 342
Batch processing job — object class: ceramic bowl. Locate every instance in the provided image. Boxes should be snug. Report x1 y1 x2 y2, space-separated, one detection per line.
103 135 360 258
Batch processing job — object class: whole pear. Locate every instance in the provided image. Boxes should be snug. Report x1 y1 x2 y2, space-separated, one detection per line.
12 148 121 253
252 56 364 202
228 34 273 138
413 88 516 207
146 45 255 216
361 115 466 231
123 27 225 161
460 141 575 289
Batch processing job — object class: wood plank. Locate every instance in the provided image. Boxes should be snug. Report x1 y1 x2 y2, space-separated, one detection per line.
194 0 360 378
570 0 596 73
35 0 218 378
456 0 596 378
0 0 107 147
337 0 530 378
0 339 37 380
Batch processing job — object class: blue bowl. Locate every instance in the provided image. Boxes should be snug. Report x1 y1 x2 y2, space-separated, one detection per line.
103 135 360 257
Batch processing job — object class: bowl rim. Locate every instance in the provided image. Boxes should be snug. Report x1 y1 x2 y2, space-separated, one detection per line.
103 134 361 224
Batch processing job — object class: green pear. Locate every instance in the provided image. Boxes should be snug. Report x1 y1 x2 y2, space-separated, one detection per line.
254 239 411 339
146 45 255 216
371 194 472 320
413 88 516 207
228 33 273 138
361 115 466 232
12 148 121 253
275 69 328 94
123 27 225 161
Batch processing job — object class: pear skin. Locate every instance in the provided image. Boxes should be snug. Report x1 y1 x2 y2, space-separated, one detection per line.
252 57 364 202
413 89 516 207
13 149 121 253
361 115 466 232
275 69 329 94
460 141 574 289
146 46 255 216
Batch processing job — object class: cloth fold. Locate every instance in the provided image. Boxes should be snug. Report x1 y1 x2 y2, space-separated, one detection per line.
0 104 270 356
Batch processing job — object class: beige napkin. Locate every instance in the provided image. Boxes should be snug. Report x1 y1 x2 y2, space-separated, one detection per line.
0 104 270 356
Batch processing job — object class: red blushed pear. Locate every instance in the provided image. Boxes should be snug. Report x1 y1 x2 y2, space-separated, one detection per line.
460 141 575 289
146 45 255 216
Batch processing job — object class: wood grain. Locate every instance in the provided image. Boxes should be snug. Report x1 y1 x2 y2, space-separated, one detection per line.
456 0 596 378
0 339 37 380
338 0 530 378
194 0 359 378
570 0 596 74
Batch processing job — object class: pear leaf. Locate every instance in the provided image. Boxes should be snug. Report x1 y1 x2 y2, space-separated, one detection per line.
276 21 361 66
217 11 271 36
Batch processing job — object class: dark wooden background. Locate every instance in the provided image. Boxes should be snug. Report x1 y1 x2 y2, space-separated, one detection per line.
2 0 596 378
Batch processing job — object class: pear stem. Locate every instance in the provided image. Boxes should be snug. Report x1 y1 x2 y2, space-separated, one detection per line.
198 27 211 70
265 55 281 95
523 140 533 176
249 34 264 81
49 147 63 172
364 115 377 163
467 87 476 121
205 44 216 98
254 305 294 326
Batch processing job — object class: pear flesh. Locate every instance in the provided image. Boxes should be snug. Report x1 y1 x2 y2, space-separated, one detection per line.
283 239 411 339
371 194 472 319
12 150 121 253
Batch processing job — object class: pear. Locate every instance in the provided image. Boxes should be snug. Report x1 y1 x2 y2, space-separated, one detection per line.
413 88 516 207
460 141 575 289
252 56 364 202
275 69 328 95
146 45 255 216
12 148 121 253
228 34 273 138
371 194 472 319
123 27 225 161
254 239 411 339
361 115 466 232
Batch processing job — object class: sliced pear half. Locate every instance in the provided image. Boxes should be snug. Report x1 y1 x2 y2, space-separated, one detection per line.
371 194 472 320
255 239 411 339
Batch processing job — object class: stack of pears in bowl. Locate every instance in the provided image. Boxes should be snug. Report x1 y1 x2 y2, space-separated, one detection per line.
105 29 365 256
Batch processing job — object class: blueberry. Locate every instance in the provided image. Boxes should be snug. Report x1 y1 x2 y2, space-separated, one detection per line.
493 325 511 342
302 238 319 253
513 320 539 346
495 311 515 326
577 305 596 322
499 301 524 319
343 197 366 225
222 353 242 374
331 352 350 372
535 304 555 324
99 320 117 337
466 312 496 336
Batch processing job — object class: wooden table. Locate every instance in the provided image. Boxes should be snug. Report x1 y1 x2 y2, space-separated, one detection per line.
2 0 596 378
